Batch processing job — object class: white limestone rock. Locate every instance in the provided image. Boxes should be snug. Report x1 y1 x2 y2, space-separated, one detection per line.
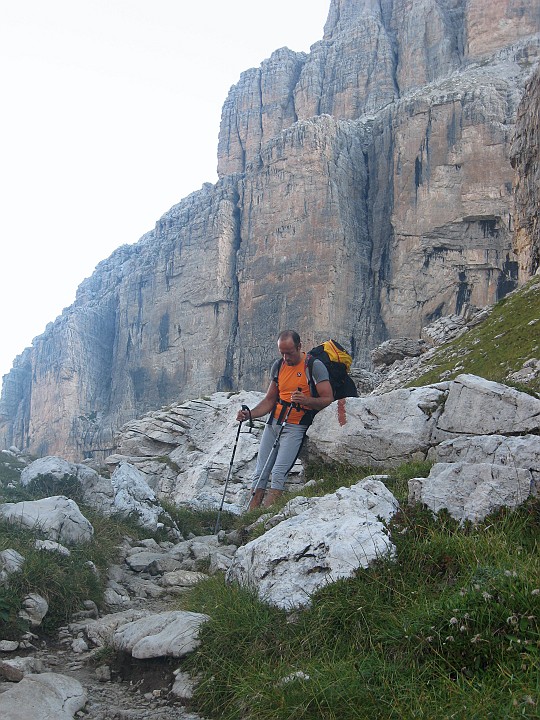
70 610 148 647
76 466 115 514
435 374 540 439
111 391 268 509
103 587 131 608
0 640 19 652
0 548 25 585
371 337 426 366
0 656 45 682
111 610 210 659
20 456 115 515
0 672 86 719
71 638 89 654
409 461 533 523
111 462 165 532
0 497 93 544
171 670 197 700
34 540 71 556
226 478 399 609
18 593 49 627
159 569 207 588
428 434 540 491
124 550 169 573
20 456 77 486
306 386 447 467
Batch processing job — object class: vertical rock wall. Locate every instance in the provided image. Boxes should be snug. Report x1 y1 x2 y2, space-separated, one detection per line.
512 65 540 280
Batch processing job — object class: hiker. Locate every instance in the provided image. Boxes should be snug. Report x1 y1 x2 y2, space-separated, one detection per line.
237 330 334 509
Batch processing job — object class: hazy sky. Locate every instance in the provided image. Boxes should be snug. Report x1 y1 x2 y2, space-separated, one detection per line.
0 0 329 383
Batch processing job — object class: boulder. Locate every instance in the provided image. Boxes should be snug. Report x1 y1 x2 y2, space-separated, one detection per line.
18 593 49 627
0 672 86 720
434 374 540 439
111 610 210 659
227 478 399 609
0 496 93 544
71 610 147 648
0 548 25 584
0 656 45 682
20 456 77 486
306 385 447 467
76 466 115 514
111 462 167 532
428 434 540 492
409 462 533 523
111 390 268 509
371 338 426 367
20 456 115 514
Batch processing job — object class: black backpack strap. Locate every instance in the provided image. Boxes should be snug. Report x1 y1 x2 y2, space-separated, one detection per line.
267 358 284 425
304 355 318 398
273 358 283 385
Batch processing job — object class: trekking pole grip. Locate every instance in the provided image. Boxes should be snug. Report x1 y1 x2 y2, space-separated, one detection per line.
241 404 253 429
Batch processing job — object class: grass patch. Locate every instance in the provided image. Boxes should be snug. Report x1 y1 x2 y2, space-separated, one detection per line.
160 500 239 537
410 276 540 393
180 498 540 720
0 451 26 488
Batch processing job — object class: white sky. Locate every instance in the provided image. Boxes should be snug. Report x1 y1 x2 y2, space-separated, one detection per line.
0 0 329 383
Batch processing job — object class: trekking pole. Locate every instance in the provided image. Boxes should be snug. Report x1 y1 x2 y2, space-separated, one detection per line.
246 390 301 508
214 405 252 534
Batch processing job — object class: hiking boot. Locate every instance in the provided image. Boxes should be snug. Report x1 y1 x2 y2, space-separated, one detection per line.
248 489 265 511
261 489 283 507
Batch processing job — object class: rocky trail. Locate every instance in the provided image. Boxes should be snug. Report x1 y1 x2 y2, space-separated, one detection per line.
0 533 217 720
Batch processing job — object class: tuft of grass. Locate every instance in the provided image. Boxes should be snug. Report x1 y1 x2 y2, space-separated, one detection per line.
410 276 540 393
160 500 238 537
302 463 378 496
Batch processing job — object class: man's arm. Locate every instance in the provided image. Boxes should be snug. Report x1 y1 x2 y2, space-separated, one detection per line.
236 381 279 422
291 380 333 411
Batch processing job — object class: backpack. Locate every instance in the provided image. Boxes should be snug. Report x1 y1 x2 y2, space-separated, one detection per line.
305 339 359 400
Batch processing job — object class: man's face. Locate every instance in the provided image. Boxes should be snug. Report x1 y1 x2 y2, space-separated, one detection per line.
278 337 302 366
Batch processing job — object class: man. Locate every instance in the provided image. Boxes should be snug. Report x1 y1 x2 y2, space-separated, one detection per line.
237 330 334 509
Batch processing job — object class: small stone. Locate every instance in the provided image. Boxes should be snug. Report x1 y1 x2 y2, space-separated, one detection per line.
0 641 19 652
95 665 111 682
71 638 89 653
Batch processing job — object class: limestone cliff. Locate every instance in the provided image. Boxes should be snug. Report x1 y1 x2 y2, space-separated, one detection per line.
1 0 539 460
512 64 540 280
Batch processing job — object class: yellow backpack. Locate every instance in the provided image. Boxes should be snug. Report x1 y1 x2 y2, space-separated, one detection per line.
306 339 358 399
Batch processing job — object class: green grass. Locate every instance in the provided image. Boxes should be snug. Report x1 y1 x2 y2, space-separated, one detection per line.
409 276 540 394
0 451 26 487
179 492 540 720
160 500 238 537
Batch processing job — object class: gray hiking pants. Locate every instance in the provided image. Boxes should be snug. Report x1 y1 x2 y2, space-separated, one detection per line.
251 419 307 491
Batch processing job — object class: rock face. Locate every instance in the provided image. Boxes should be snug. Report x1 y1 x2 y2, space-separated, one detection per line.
1 0 539 460
512 64 540 280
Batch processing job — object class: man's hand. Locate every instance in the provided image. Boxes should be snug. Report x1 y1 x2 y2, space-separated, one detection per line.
290 389 307 407
236 407 250 422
